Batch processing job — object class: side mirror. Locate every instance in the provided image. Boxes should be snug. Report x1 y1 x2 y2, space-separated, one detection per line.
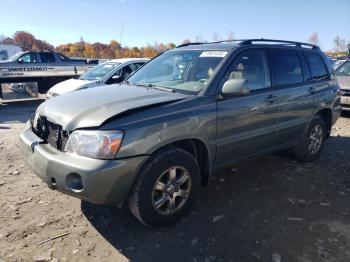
111 74 123 83
18 58 24 64
222 79 250 96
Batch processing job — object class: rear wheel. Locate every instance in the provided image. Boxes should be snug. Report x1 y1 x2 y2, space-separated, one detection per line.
292 115 327 162
128 147 200 228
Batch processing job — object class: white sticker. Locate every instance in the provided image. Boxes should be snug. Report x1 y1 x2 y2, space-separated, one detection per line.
199 51 228 58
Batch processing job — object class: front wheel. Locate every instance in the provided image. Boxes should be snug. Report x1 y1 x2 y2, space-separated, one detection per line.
128 147 200 228
292 115 327 162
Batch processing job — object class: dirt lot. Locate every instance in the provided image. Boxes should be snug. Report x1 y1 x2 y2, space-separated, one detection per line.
0 101 350 262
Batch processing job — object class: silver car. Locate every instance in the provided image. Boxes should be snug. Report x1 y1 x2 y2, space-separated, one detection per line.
335 60 350 111
46 58 149 98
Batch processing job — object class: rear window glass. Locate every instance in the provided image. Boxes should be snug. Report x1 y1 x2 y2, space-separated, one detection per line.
271 50 303 86
58 53 71 61
304 52 328 81
40 53 56 63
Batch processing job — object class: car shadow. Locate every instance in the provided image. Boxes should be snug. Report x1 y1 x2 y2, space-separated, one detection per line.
81 135 350 262
0 99 43 124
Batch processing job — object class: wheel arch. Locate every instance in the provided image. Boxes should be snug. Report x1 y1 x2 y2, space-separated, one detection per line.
150 138 212 186
315 108 332 137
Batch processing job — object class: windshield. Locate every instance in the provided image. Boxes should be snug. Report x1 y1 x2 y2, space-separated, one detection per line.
336 61 350 76
127 49 229 93
79 62 120 80
6 52 25 62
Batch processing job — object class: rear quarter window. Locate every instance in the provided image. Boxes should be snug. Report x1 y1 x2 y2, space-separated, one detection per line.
271 49 303 86
304 52 329 81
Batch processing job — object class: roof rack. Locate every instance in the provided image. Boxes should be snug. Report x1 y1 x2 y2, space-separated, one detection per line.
176 42 207 48
176 38 320 50
239 39 320 49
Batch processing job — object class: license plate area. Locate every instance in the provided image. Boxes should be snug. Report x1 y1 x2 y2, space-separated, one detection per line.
341 96 350 105
1 82 39 100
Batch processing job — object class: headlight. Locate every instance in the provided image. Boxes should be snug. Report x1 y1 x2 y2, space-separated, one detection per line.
65 130 123 159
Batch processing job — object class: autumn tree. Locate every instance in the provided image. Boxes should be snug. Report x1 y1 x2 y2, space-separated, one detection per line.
333 36 347 52
13 31 36 51
167 43 176 49
227 31 234 41
212 33 222 42
308 32 320 46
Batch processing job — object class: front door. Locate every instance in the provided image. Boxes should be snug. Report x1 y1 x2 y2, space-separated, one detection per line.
216 49 279 168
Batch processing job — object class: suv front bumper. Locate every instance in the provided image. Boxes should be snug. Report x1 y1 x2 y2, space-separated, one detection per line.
19 123 148 206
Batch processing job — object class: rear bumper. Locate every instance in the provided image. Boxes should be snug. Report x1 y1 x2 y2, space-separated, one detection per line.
19 123 148 206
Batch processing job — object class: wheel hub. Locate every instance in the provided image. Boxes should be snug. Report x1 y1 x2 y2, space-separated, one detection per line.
152 166 192 215
308 124 323 154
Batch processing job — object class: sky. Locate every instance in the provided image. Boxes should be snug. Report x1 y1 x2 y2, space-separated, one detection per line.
1 0 349 51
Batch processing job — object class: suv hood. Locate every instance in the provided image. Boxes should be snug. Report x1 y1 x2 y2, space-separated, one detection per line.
337 76 350 90
37 84 189 131
49 78 95 95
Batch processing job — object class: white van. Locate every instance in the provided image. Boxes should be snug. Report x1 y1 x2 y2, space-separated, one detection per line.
0 44 22 60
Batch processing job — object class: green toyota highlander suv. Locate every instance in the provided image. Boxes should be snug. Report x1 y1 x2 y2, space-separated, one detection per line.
20 39 341 227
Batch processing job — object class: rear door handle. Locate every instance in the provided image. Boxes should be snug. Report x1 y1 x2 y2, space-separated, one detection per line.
266 95 278 104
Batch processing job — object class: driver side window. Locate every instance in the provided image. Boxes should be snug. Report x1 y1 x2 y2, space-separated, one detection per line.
19 53 38 63
224 49 270 91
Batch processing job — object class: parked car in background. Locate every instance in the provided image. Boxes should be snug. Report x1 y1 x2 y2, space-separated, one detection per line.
0 50 98 100
0 44 22 61
20 39 341 227
334 59 346 70
335 60 350 111
46 58 149 98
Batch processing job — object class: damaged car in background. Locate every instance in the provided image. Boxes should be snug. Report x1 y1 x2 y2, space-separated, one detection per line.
46 58 149 98
20 39 341 227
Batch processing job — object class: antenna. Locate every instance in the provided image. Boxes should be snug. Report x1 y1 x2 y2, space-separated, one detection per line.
119 22 125 47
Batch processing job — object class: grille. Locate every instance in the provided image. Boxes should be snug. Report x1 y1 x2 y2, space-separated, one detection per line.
31 115 68 150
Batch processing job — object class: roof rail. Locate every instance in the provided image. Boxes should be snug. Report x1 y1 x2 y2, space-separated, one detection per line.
176 42 207 48
239 39 320 49
176 38 320 50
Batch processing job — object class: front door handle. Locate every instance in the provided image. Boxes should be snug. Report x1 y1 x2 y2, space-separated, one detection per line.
266 95 278 104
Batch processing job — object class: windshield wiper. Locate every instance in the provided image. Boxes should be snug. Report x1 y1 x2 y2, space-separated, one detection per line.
135 83 174 92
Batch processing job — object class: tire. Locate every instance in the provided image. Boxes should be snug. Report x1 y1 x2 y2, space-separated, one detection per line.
292 115 327 162
128 147 200 228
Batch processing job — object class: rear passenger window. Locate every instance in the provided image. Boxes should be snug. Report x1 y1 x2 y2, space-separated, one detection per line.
225 49 270 91
304 52 329 81
271 50 303 86
40 53 56 63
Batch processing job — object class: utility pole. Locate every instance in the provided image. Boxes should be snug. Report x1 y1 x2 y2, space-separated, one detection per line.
120 23 125 47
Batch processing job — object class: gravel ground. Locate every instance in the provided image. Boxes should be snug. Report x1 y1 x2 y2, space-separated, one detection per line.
0 101 349 262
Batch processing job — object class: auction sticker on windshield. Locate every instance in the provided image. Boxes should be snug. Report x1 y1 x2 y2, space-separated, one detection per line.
199 51 228 57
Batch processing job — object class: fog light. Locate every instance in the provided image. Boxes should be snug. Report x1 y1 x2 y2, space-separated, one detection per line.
66 173 84 192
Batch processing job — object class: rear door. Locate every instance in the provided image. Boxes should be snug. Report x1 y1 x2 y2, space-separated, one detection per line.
271 48 320 147
216 48 279 167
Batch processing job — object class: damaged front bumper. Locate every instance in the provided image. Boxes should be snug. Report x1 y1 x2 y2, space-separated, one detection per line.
19 122 148 206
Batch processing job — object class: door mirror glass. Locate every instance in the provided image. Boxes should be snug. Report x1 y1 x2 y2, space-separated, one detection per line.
222 79 250 96
111 74 123 83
